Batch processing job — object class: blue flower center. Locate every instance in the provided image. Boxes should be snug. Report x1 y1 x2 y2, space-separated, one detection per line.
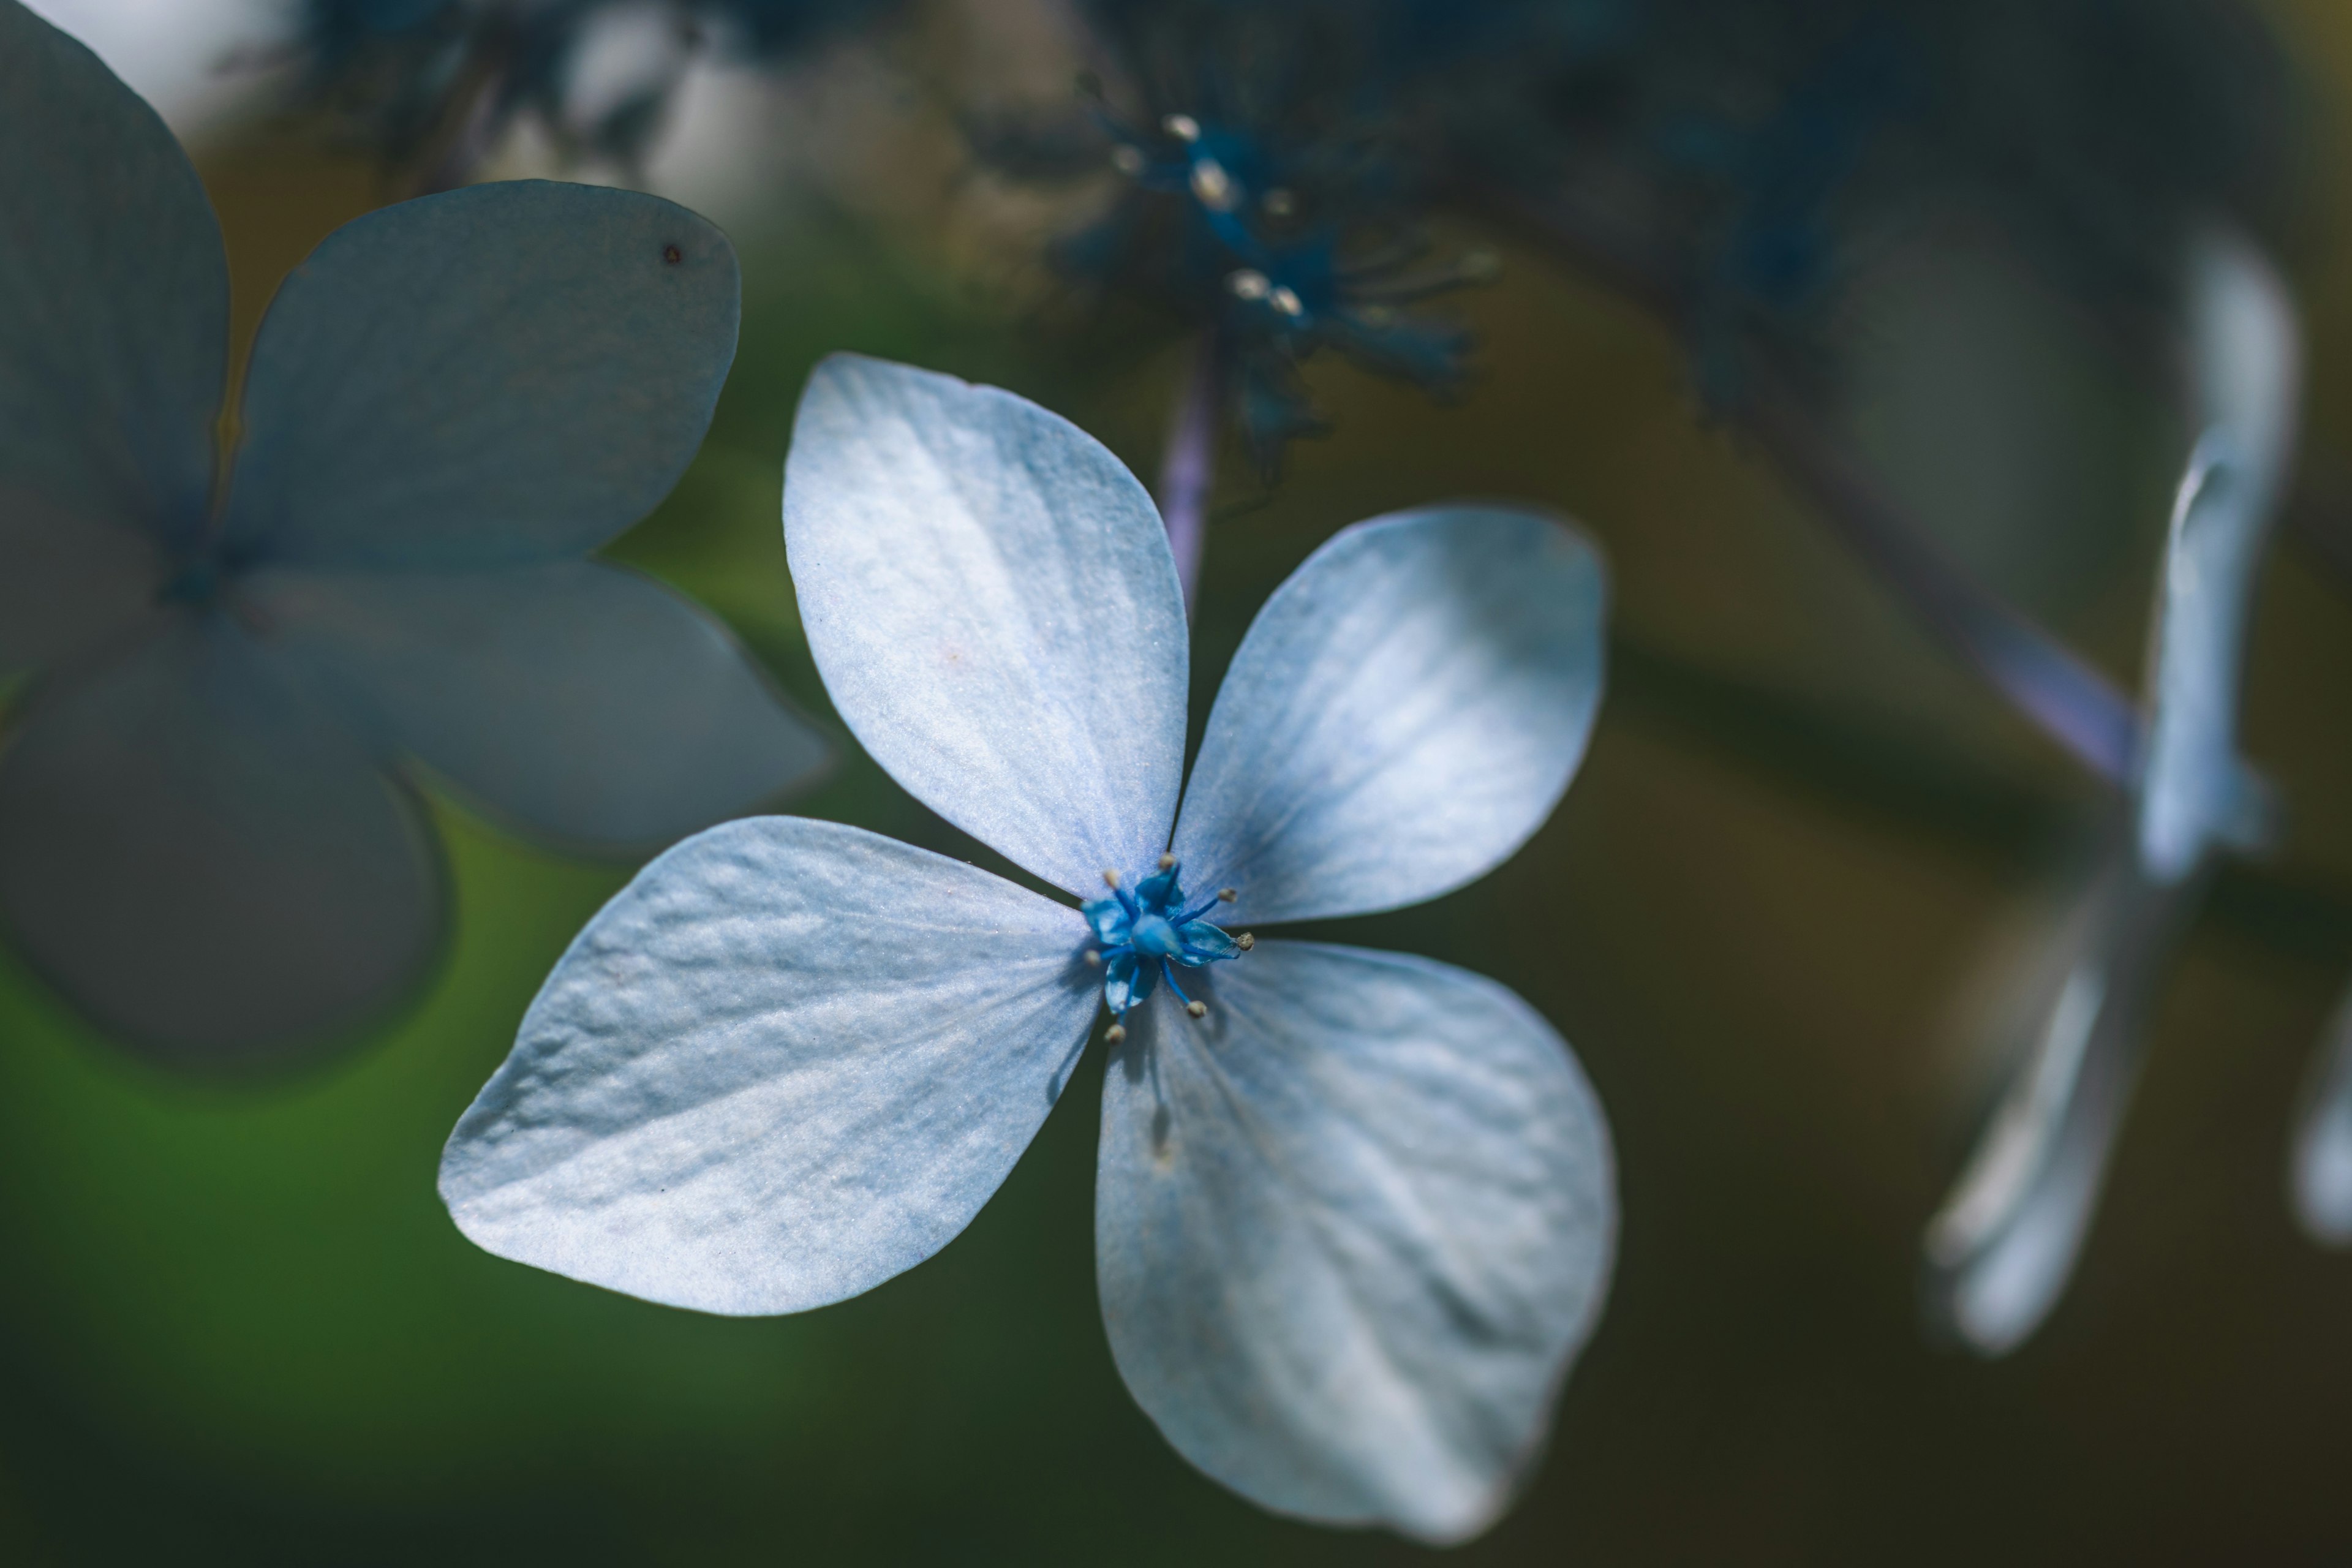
1081 857 1252 1039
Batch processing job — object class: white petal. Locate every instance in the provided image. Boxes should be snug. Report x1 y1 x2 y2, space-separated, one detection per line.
783 355 1186 895
1170 505 1605 926
2137 228 2298 883
1922 842 2196 1354
2291 978 2352 1245
244 561 829 851
440 816 1098 1316
1096 940 1615 1543
1 1 217 662
0 612 443 1063
220 181 739 568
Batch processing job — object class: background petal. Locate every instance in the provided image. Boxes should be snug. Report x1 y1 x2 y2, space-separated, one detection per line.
2136 228 2299 883
2293 978 2352 1246
440 816 1098 1316
0 612 445 1065
1172 505 1607 927
1095 940 1615 1544
1921 838 2201 1354
220 180 738 569
242 561 829 851
0 489 162 672
1 1 216 654
783 355 1186 895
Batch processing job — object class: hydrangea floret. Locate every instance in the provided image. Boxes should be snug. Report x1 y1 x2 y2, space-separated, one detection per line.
0 0 824 1063
1922 227 2299 1353
439 353 1618 1542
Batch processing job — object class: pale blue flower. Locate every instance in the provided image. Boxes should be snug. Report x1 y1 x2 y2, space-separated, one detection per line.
439 353 1616 1542
0 0 825 1064
1923 227 2297 1353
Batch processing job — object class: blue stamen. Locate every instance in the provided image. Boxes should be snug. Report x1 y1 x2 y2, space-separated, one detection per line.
1081 858 1248 1027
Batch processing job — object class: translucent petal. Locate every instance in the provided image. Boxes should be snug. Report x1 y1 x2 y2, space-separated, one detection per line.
2138 229 2298 883
440 816 1098 1316
783 355 1186 896
1921 840 2197 1354
0 3 218 651
1083 897 1130 946
1096 940 1615 1543
241 561 828 851
1133 865 1181 913
1171 506 1605 927
1174 921 1240 962
1102 950 1155 1013
0 613 444 1065
2291 979 2352 1246
221 181 739 569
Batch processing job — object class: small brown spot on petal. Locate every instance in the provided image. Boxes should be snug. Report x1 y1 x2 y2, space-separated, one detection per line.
662 244 683 265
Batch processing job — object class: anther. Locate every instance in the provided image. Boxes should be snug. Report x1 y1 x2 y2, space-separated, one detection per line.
1186 1000 1208 1019
1158 853 1175 870
1236 933 1256 951
1188 158 1238 212
1084 949 1103 967
1268 285 1305 318
1261 187 1295 218
1161 113 1200 143
1110 144 1145 176
1102 869 1121 888
1227 269 1271 301
1106 1022 1128 1044
1216 888 1237 902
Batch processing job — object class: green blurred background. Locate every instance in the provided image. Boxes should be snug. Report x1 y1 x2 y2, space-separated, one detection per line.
10 2 2352 1561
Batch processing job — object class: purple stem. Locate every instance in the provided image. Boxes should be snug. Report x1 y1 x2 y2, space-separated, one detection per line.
1480 186 2146 789
1157 330 1224 616
1747 391 2139 783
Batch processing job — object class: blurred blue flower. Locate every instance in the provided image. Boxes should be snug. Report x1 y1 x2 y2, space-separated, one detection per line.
1005 0 1553 478
0 1 826 1065
1922 227 2297 1353
439 353 1616 1542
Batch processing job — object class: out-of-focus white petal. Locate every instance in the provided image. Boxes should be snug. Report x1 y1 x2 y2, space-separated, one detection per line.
0 612 443 1063
1 0 218 656
2291 979 2352 1245
440 816 1098 1316
2137 228 2299 883
783 355 1186 895
1170 506 1605 927
1096 940 1614 1543
222 181 739 569
244 561 828 851
1923 842 2198 1354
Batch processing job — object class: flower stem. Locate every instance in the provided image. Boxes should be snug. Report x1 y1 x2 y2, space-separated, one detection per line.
1477 186 2146 789
1745 387 2140 783
1157 330 1224 616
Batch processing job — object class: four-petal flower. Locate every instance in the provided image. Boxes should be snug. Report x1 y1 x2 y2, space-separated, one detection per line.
0 0 826 1063
439 353 1616 1542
